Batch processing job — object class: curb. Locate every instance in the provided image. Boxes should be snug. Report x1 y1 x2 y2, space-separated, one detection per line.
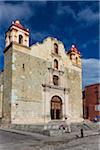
0 127 48 139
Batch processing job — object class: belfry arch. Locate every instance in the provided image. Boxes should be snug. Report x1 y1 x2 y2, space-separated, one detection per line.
50 96 62 120
19 34 23 44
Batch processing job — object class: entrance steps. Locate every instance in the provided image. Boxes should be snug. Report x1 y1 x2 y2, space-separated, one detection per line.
44 120 99 131
0 120 99 136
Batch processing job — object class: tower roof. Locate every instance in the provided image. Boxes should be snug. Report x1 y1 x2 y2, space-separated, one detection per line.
67 44 80 55
6 20 29 33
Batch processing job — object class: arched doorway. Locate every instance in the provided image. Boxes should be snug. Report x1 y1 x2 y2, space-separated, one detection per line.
51 96 62 120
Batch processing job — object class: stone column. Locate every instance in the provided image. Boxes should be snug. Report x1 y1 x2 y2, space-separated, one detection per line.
43 87 51 123
64 89 70 118
43 87 46 124
59 70 64 87
49 71 53 85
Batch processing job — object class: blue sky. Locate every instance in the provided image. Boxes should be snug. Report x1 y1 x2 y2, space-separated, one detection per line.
0 1 99 88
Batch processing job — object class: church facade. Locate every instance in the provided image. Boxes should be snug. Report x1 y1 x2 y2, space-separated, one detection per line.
0 20 83 124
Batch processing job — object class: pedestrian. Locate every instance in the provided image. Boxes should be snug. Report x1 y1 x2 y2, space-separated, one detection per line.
59 124 65 134
80 128 84 138
93 117 98 123
65 117 71 133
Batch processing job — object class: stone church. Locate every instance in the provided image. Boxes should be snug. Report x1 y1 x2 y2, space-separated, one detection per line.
0 20 83 124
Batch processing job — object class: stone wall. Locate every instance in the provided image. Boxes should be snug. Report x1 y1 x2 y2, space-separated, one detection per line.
11 48 48 124
3 47 12 123
0 71 3 119
66 67 83 122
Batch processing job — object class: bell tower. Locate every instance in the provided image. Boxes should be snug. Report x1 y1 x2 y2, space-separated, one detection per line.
5 20 29 47
67 44 81 67
3 20 29 124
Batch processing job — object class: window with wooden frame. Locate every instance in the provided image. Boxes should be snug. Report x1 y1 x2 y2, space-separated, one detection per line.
54 59 58 69
53 75 59 85
54 43 58 54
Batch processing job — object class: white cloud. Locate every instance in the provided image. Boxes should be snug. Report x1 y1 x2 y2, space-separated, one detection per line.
56 3 99 25
56 4 76 19
0 1 47 24
82 58 100 88
0 2 33 23
77 7 99 24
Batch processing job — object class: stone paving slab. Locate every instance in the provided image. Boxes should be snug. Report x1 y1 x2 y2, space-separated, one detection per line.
0 129 99 150
0 127 48 140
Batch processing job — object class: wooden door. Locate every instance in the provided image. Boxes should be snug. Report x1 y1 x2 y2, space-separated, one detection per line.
51 96 62 119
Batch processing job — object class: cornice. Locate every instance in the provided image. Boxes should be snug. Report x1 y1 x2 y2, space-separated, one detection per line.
4 42 31 53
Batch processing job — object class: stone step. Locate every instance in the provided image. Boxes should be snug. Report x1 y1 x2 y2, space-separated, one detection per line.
0 121 99 136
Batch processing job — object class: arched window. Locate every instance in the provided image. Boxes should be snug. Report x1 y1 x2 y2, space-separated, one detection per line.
70 54 72 60
76 57 78 64
19 35 23 44
53 75 59 85
54 43 58 54
54 59 58 69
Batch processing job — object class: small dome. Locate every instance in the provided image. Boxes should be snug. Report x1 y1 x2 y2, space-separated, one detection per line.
72 44 75 48
15 20 20 24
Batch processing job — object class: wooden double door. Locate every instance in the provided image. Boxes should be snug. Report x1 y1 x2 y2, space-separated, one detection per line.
51 96 62 119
